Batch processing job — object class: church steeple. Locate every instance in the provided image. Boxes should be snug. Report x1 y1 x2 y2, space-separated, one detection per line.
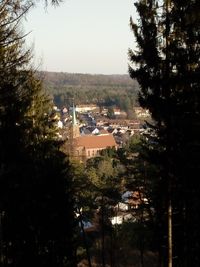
72 102 77 125
71 102 80 139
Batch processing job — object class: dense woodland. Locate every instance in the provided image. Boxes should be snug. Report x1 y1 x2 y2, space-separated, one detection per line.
39 71 139 109
129 0 200 266
0 0 199 267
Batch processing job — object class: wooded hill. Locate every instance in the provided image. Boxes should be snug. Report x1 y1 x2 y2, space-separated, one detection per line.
38 71 139 108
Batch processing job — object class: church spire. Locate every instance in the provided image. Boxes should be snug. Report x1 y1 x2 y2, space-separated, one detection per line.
70 101 80 139
72 102 77 125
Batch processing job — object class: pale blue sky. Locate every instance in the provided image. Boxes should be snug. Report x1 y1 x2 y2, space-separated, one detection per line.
24 0 137 74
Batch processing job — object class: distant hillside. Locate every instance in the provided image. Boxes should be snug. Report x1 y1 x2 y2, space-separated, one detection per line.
38 71 139 108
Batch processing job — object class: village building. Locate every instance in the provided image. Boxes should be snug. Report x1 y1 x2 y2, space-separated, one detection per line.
111 190 149 225
80 126 108 136
134 107 150 118
75 104 99 113
74 134 117 160
69 104 117 161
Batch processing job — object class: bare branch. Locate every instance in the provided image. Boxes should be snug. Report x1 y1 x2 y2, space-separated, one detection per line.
0 3 33 28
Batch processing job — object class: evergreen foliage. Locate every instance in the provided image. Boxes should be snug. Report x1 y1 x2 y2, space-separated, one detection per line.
129 0 200 266
0 1 76 266
39 71 139 109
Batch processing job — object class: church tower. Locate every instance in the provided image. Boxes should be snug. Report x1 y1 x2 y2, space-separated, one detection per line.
71 102 80 139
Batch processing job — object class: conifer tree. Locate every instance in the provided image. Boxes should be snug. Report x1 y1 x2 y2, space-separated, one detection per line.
0 1 77 266
129 1 200 266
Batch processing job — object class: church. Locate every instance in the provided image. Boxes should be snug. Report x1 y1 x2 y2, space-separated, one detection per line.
70 104 117 161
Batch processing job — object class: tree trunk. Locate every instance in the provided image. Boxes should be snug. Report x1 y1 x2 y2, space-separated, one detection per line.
101 196 106 267
168 198 172 267
78 207 92 267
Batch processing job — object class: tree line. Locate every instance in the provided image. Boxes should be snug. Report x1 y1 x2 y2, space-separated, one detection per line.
39 71 139 109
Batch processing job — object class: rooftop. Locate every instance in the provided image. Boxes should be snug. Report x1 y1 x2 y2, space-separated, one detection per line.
74 134 117 149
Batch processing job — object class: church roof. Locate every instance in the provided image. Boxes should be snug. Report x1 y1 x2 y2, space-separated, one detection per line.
74 134 117 149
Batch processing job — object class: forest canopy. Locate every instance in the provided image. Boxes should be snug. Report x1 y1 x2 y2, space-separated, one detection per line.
39 71 139 108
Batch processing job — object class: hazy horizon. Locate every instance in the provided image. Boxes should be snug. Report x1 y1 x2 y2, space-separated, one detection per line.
38 70 131 76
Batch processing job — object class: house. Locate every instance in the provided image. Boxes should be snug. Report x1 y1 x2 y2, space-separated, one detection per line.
110 191 149 225
81 126 109 136
111 212 136 225
113 108 121 115
134 107 150 118
75 104 99 113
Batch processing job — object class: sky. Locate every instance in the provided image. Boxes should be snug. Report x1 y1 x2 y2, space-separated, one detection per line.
23 0 137 74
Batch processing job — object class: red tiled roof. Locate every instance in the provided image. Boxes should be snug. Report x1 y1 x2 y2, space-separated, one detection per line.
99 129 109 135
74 134 117 149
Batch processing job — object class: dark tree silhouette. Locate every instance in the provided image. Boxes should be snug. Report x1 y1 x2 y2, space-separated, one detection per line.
0 1 77 266
129 1 200 266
